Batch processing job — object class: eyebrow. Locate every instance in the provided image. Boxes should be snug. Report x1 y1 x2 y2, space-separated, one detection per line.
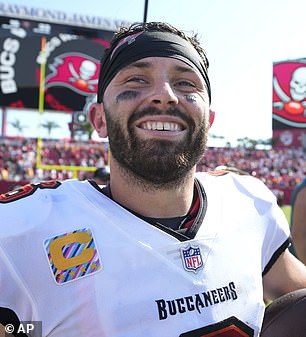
124 60 151 69
123 60 196 73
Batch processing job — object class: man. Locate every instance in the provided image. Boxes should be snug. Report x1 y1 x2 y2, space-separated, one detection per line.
290 177 306 264
0 22 306 337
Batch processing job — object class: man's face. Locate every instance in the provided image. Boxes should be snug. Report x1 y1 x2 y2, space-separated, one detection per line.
102 57 211 187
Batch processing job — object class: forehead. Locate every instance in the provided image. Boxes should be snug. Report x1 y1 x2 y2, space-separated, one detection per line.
116 56 200 76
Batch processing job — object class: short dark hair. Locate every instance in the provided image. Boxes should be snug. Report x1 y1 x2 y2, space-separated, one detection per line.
102 21 209 70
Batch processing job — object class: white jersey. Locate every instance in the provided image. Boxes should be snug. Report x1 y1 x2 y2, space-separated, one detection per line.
0 172 290 337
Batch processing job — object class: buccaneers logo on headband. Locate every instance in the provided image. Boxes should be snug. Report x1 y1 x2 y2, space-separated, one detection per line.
110 31 144 60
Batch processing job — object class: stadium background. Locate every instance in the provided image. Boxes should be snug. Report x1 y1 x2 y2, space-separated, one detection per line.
1 2 306 223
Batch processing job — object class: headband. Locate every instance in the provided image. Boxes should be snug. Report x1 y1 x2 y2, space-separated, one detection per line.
97 30 211 103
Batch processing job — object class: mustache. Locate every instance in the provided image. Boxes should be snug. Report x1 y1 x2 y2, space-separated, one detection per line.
128 106 195 131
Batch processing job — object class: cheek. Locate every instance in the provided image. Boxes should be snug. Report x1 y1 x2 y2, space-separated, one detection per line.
104 106 130 135
115 90 140 104
192 104 211 129
184 94 198 103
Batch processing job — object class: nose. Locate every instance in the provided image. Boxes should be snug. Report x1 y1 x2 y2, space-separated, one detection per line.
149 80 179 107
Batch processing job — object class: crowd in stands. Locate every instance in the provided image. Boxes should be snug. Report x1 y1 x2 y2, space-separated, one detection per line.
0 137 108 184
0 136 305 204
197 146 306 205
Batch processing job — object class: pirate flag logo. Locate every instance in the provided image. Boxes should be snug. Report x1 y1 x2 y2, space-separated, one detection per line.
45 53 99 96
273 60 306 128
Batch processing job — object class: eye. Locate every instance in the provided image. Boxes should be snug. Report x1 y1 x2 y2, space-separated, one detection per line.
126 76 147 84
175 80 196 91
178 80 195 86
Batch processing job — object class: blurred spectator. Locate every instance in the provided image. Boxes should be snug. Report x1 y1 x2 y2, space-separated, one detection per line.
93 166 110 186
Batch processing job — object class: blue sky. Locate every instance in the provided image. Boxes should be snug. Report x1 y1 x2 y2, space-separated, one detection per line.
2 0 306 145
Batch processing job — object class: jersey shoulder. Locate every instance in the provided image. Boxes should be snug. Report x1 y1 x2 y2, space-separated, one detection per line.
0 179 86 236
0 179 90 204
0 180 62 204
196 170 276 203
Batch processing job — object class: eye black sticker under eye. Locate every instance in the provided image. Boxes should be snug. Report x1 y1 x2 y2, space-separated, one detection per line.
184 94 197 103
115 91 139 103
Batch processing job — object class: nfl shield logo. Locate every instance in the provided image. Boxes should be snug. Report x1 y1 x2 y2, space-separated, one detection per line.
181 246 203 273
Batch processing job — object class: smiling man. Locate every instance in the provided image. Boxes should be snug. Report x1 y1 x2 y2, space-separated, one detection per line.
0 22 306 337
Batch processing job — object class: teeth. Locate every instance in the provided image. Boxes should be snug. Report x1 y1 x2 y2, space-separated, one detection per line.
142 121 182 131
156 122 163 130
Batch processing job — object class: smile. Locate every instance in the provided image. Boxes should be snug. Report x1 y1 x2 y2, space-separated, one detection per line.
140 121 183 131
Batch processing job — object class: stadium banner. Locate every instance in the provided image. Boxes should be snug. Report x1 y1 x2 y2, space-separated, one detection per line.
272 59 306 129
273 129 306 148
272 59 306 148
0 13 114 112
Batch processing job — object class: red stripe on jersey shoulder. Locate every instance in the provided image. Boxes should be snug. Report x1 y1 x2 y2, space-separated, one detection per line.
207 170 230 176
0 180 61 203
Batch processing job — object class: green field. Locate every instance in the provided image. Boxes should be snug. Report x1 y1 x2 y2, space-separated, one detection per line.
281 205 291 225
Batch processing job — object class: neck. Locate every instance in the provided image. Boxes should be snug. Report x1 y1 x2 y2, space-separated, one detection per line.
109 158 196 218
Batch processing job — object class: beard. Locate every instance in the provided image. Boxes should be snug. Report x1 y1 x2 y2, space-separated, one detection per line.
104 106 209 189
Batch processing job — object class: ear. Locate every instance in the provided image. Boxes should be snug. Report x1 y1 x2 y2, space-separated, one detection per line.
209 109 215 127
89 103 108 138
